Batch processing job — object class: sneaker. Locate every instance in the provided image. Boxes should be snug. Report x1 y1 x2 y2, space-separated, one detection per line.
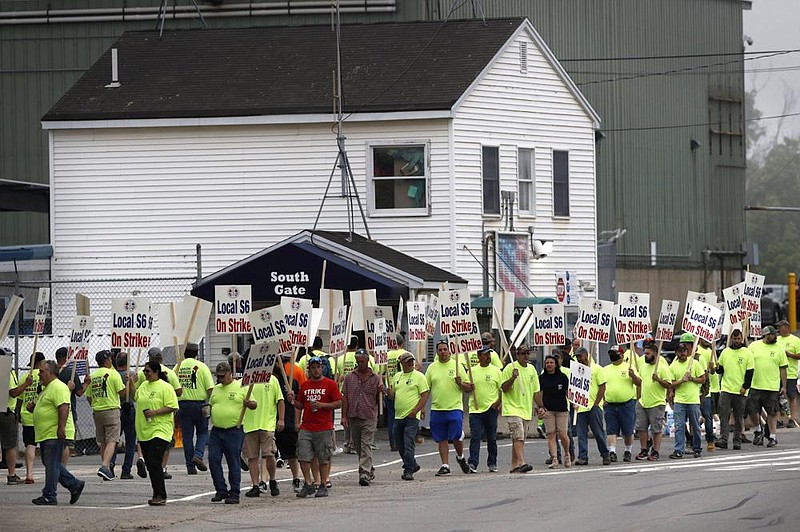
435 465 451 476
401 472 414 480
314 485 329 498
635 449 648 460
413 464 421 474
121 471 134 480
32 496 57 506
97 465 114 481
609 451 617 462
186 465 197 475
623 451 632 463
733 444 742 450
715 440 728 449
707 442 716 451
545 456 554 465
211 491 227 502
258 480 268 493
788 419 798 429
162 469 172 480
574 458 589 466
333 447 344 455
240 456 250 471
548 460 560 469
767 437 778 448
245 486 260 498
488 465 498 472
7 474 24 485
224 496 240 504
292 478 301 493
602 455 611 466
456 456 470 474
136 458 147 478
296 483 315 498
519 463 533 473
509 465 523 473
647 450 660 461
69 479 86 505
669 451 684 459
359 475 371 486
192 456 208 472
269 479 279 496
148 497 167 506
693 451 702 458
753 431 764 446
276 458 285 468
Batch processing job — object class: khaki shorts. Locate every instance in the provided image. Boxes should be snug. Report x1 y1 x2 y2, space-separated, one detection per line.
507 416 530 442
244 430 277 460
635 403 666 433
93 409 121 447
297 429 334 464
543 411 568 434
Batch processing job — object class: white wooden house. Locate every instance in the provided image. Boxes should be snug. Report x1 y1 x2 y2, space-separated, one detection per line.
42 18 600 350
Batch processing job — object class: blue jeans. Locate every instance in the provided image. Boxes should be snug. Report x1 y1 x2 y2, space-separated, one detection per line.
40 439 81 502
468 409 498 468
673 403 702 454
111 404 137 474
701 396 715 443
384 397 396 449
393 417 420 475
576 406 609 460
208 427 244 497
178 400 209 467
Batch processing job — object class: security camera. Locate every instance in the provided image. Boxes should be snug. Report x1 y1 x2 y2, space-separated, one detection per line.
532 240 553 259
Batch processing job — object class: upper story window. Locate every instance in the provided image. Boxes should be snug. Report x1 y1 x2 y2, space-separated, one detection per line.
518 148 535 215
369 144 428 215
553 150 570 217
482 146 500 215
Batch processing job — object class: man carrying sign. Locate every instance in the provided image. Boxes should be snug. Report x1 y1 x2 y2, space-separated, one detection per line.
603 345 641 462
426 341 471 476
465 346 502 473
714 329 753 450
85 350 125 481
776 320 800 428
290 356 341 498
573 347 611 466
668 334 706 459
387 352 429 481
635 341 672 461
208 362 252 505
501 345 543 473
242 363 284 499
746 325 788 448
174 343 214 475
18 352 45 484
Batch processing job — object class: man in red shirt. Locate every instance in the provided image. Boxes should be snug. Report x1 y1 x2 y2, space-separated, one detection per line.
290 356 341 498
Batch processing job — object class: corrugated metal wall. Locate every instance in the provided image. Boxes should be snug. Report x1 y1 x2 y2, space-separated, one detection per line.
1 0 746 269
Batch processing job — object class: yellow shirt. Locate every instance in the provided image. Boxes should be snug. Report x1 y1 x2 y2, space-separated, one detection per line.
500 361 540 420
243 378 283 432
777 334 800 380
174 359 214 401
19 369 41 426
392 370 429 419
210 380 247 430
86 367 125 411
670 358 705 404
577 363 606 414
33 379 75 442
7 371 19 411
465 363 502 414
718 346 754 394
638 358 672 408
135 379 178 442
749 339 789 392
466 350 503 369
425 358 468 411
603 361 638 403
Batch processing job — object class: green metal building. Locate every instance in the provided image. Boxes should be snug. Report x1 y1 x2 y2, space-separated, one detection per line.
1 0 748 301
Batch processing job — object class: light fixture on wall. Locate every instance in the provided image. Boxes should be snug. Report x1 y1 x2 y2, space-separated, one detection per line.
528 226 553 259
690 138 702 151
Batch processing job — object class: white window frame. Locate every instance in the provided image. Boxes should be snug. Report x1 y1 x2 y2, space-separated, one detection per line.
517 147 535 217
366 141 431 217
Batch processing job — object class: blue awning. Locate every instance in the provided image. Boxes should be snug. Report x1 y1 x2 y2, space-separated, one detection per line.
0 245 53 262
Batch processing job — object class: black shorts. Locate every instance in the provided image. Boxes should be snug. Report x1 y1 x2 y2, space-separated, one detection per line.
22 425 36 447
275 428 298 460
787 379 798 400
0 412 18 450
746 389 781 417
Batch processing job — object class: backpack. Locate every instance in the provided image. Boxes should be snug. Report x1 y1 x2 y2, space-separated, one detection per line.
319 355 334 380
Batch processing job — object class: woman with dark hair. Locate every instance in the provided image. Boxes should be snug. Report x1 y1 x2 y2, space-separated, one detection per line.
539 354 571 468
135 360 178 506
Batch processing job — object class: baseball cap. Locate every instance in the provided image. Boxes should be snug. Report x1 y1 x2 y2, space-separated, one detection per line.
95 350 112 365
481 332 494 343
354 348 369 357
398 352 415 363
776 319 790 327
477 346 491 355
762 325 778 335
215 361 231 376
308 356 323 366
147 346 163 358
608 345 623 355
679 332 696 343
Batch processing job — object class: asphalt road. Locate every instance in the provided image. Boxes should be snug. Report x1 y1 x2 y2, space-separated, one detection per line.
3 427 799 532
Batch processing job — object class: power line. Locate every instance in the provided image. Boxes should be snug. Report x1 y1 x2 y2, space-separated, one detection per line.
560 48 800 62
603 111 800 133
577 50 797 87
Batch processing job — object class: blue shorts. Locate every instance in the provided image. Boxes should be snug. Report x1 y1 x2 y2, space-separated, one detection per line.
604 399 636 436
430 410 464 443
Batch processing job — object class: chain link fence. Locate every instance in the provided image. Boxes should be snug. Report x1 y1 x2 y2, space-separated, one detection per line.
1 276 199 455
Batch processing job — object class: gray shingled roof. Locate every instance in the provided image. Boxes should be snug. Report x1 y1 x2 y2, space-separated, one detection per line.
43 18 524 121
